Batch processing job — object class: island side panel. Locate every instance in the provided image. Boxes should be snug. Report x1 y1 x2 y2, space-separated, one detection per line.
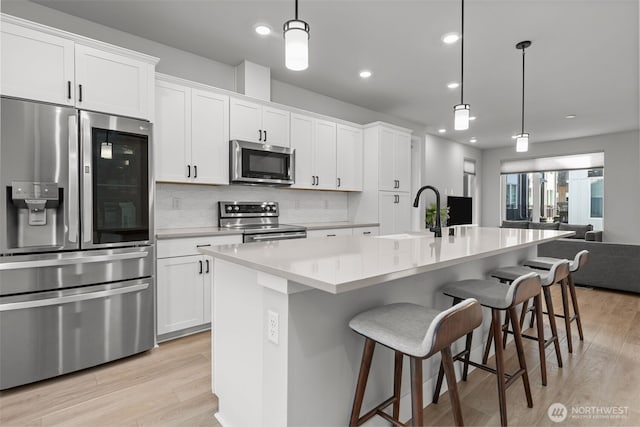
285 246 535 426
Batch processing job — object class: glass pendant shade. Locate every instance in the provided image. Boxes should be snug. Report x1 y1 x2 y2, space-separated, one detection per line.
454 104 470 130
284 20 309 71
516 133 529 152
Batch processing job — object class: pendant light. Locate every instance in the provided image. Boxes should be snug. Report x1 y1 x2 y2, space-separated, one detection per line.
283 0 310 71
515 40 532 152
453 0 470 131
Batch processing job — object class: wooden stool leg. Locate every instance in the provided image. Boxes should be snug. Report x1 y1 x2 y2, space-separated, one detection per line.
568 274 584 341
432 360 445 404
559 278 573 353
462 331 473 381
349 338 376 426
482 321 494 364
393 351 403 421
534 294 548 386
502 310 510 349
519 298 530 330
509 306 533 408
543 286 563 368
410 357 424 427
492 309 508 427
441 347 464 426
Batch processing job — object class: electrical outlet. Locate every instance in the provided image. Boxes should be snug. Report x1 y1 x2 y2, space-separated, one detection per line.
323 200 329 209
172 197 181 209
267 310 279 344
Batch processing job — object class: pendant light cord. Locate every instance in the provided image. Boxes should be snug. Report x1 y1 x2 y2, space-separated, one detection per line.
460 0 464 104
521 46 526 133
295 0 298 20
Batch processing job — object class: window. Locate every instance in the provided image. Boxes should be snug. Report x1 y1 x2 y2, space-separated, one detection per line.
590 176 604 218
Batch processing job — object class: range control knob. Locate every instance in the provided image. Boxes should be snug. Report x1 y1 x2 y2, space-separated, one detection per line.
264 206 271 212
233 206 240 211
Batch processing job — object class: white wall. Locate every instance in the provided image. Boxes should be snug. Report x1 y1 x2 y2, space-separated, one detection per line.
481 130 640 244
418 134 483 229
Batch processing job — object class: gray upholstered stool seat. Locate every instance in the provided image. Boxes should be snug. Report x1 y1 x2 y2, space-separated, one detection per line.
490 265 559 286
523 250 588 353
349 303 450 357
434 273 543 426
349 299 482 426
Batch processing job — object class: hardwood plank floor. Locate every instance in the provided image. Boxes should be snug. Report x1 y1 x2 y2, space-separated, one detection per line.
0 286 638 426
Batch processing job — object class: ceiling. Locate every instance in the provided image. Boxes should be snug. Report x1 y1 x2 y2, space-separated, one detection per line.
27 0 639 149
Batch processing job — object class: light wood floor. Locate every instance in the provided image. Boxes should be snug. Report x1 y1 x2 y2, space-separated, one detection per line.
0 285 638 426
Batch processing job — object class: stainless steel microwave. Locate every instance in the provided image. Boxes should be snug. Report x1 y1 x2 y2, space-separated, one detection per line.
230 140 295 185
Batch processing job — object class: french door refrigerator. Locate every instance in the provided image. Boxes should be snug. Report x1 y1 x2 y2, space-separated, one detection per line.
0 97 154 390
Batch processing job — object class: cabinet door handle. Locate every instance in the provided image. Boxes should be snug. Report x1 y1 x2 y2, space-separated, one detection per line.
264 130 267 142
327 234 337 237
194 165 198 178
316 176 320 186
205 259 210 273
337 177 341 188
187 165 191 178
259 129 263 141
196 244 211 248
199 260 203 274
67 81 72 100
78 84 83 102
363 231 372 235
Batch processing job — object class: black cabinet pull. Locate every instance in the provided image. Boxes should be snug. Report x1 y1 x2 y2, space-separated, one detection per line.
264 130 267 142
196 244 211 248
311 176 315 185
78 84 83 102
316 176 319 186
199 260 203 274
187 165 191 178
259 129 262 141
205 259 210 273
337 177 341 188
327 234 337 237
67 81 71 100
194 165 198 178
363 231 372 235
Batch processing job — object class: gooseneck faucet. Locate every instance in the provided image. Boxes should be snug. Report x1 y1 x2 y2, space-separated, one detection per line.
413 185 442 237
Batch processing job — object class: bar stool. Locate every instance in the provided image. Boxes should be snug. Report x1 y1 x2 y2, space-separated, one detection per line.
523 250 588 353
433 273 542 427
349 298 482 427
488 259 570 382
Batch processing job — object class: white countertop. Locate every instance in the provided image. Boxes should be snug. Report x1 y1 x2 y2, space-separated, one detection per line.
200 227 574 294
156 222 378 239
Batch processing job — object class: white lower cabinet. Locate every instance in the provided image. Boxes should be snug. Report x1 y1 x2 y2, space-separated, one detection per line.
378 192 411 235
156 235 242 340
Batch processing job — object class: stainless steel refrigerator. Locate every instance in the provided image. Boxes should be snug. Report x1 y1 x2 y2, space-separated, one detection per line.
0 97 155 390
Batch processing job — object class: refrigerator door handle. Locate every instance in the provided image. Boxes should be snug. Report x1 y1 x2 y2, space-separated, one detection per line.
0 281 150 312
68 114 79 243
81 113 92 244
0 251 149 271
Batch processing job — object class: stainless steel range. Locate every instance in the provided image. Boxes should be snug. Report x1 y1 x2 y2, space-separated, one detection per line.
0 97 154 390
218 201 306 243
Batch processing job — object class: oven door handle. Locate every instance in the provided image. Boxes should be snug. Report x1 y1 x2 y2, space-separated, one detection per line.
0 251 149 270
247 231 307 242
0 281 150 312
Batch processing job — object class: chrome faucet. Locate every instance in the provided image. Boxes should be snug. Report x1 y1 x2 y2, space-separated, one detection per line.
413 185 442 237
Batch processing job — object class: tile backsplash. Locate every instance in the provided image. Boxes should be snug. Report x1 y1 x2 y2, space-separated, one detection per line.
155 183 349 229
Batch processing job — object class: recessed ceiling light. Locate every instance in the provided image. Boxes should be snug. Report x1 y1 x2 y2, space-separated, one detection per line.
438 128 447 133
469 116 476 121
447 82 459 89
470 137 477 143
359 70 372 78
565 114 577 119
442 32 460 44
254 25 272 36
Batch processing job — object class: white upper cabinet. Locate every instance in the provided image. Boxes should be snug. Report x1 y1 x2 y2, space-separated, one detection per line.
0 16 157 120
74 44 152 120
155 76 229 185
290 113 336 190
378 127 411 193
155 80 191 182
336 124 363 191
230 97 290 146
1 22 75 106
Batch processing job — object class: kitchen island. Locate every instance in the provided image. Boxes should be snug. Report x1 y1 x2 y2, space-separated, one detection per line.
200 227 573 426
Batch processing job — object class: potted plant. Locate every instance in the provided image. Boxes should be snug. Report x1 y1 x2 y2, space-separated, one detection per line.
425 203 450 229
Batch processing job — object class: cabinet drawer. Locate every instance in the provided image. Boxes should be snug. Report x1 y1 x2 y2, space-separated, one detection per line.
307 228 353 238
353 226 379 237
157 235 242 258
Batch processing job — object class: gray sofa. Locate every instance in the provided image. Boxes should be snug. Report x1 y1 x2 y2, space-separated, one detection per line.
501 220 638 293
